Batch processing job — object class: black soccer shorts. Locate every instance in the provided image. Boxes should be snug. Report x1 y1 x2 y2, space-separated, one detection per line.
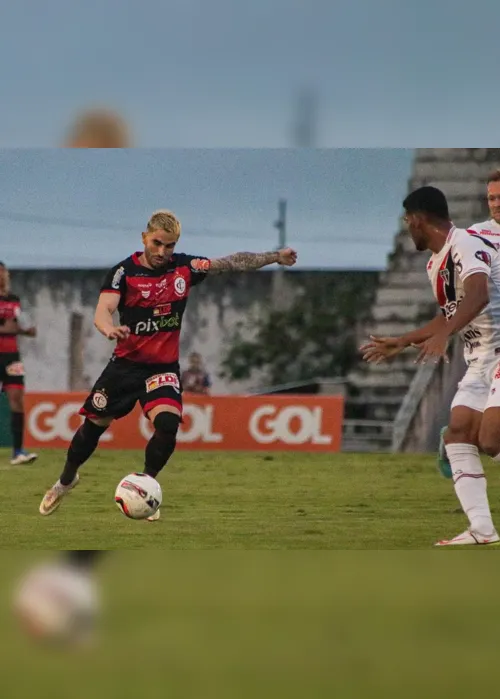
0 352 25 391
79 357 183 420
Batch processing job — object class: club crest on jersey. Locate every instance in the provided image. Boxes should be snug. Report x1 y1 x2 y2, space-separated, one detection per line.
439 269 450 285
475 250 492 267
174 276 187 297
141 290 151 298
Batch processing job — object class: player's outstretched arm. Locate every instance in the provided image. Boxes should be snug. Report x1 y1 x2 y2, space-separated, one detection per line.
361 312 446 363
397 311 447 349
208 248 297 273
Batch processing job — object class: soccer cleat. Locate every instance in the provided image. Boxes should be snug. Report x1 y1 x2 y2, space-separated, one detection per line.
146 509 160 522
434 528 500 547
10 451 38 466
39 475 80 516
437 426 453 479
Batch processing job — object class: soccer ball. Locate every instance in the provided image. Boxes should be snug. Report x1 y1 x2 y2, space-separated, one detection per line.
115 472 162 520
13 562 98 646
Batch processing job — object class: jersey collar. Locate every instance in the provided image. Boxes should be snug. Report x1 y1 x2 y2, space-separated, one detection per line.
445 224 456 244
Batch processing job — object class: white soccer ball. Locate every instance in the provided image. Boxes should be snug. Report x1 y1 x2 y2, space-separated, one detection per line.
115 472 162 520
13 562 98 646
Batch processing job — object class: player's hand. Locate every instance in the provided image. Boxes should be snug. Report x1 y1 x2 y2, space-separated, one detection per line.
414 331 450 365
277 248 297 267
106 325 130 341
360 336 404 364
23 327 37 338
2 318 17 333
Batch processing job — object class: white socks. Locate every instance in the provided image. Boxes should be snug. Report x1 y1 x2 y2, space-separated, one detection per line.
445 443 495 535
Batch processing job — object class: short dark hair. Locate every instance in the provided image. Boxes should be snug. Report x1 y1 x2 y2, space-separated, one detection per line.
487 169 500 185
403 186 449 220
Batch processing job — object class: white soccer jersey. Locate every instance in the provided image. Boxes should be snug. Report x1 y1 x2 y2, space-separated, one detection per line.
426 225 500 365
467 218 500 239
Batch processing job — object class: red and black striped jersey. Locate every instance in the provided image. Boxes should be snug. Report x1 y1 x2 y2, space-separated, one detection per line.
101 252 210 364
0 293 21 354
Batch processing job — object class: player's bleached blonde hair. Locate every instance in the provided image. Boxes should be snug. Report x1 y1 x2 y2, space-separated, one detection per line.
64 108 132 148
146 210 181 237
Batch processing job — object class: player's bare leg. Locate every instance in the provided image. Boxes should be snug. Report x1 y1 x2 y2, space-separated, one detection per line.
6 387 37 465
437 425 452 479
478 405 500 544
39 417 111 515
143 405 181 521
436 405 498 546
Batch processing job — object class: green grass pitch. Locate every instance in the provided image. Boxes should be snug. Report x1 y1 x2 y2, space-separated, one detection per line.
2 448 499 549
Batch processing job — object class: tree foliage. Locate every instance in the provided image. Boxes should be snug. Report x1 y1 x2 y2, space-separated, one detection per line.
220 272 378 386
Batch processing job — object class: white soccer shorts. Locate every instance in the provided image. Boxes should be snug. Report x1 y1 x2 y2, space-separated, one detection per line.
452 357 500 412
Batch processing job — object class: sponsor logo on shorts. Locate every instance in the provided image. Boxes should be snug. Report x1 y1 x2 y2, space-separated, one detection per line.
191 258 210 273
463 327 482 354
91 390 108 410
174 276 187 297
111 266 125 290
135 314 180 334
145 373 180 393
6 361 24 377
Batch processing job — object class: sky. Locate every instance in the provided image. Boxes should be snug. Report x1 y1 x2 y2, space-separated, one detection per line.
0 149 414 270
0 1 498 147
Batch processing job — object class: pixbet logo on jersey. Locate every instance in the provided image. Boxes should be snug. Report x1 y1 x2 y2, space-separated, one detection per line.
135 313 180 334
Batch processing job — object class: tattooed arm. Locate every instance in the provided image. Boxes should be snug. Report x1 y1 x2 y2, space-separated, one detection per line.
208 247 297 273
